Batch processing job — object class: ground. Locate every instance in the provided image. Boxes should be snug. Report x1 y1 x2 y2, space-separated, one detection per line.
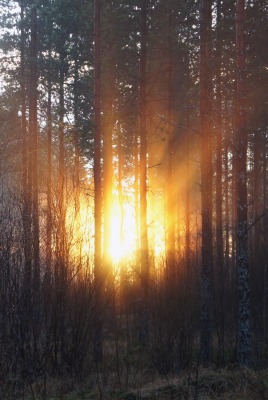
22 366 268 400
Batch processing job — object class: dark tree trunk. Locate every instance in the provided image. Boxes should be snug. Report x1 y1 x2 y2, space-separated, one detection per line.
58 48 67 364
185 29 191 273
199 0 213 364
166 16 176 280
73 34 81 204
20 0 32 302
139 0 149 346
215 0 225 364
93 0 103 363
224 134 230 268
235 0 252 368
103 41 114 282
46 54 52 285
29 0 40 302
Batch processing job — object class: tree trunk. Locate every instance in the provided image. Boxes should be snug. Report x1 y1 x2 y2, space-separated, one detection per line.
166 16 176 281
73 33 82 273
58 48 67 364
199 0 213 364
139 0 149 346
235 0 252 367
93 0 103 363
46 51 52 285
29 0 40 303
103 41 114 283
20 0 32 303
215 0 225 364
73 33 81 210
185 29 191 274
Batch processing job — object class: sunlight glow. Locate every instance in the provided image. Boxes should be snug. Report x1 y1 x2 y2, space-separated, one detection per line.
108 202 137 263
62 155 199 276
65 194 94 273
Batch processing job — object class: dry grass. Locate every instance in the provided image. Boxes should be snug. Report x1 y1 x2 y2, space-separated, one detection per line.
21 365 268 400
116 366 268 400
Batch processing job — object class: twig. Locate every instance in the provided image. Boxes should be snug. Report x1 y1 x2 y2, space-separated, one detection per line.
248 210 268 231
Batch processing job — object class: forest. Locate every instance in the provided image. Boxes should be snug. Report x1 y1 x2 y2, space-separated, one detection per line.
0 0 267 399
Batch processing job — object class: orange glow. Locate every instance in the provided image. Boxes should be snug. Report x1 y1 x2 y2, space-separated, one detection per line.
108 201 137 263
61 146 200 275
65 193 94 272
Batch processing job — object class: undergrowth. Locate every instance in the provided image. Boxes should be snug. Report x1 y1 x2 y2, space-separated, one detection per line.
18 365 268 400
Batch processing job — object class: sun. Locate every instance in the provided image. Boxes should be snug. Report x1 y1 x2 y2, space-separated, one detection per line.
108 202 137 263
63 186 168 272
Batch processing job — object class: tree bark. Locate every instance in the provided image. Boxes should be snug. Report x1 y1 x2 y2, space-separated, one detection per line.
103 40 114 282
215 0 225 364
58 47 67 364
46 49 52 285
73 33 81 209
166 13 176 280
199 0 213 364
139 0 149 346
20 0 32 302
235 0 252 368
30 0 40 294
93 0 103 363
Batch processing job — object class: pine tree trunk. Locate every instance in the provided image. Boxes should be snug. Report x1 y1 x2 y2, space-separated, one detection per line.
139 0 149 346
73 34 82 272
185 29 191 274
93 0 103 363
215 0 225 364
199 0 213 364
73 34 81 210
58 48 67 364
21 0 32 302
103 42 114 283
224 134 230 269
166 14 175 279
29 0 40 302
235 0 252 368
46 54 52 285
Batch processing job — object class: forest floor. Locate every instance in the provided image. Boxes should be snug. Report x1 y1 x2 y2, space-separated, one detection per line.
23 365 268 400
